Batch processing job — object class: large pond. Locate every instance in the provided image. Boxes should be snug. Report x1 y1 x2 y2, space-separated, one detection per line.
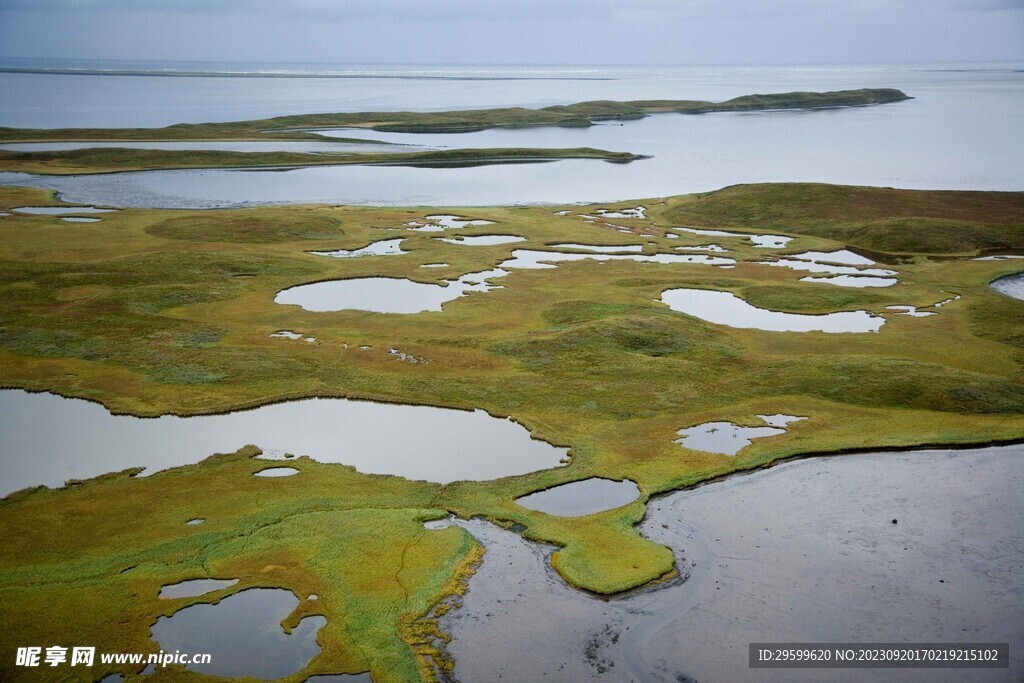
2 65 1021 207
659 288 885 333
440 443 1024 682
0 390 568 495
151 588 325 679
275 273 500 313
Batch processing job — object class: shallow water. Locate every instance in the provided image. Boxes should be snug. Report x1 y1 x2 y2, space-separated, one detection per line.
440 444 1024 682
275 275 494 313
423 214 495 229
673 226 789 248
310 238 406 258
675 415 805 456
500 249 734 269
515 478 641 517
150 588 325 679
253 466 300 478
59 216 102 223
659 288 884 333
799 274 897 288
158 578 238 600
439 234 525 246
990 272 1024 300
548 242 645 253
10 205 115 215
886 305 937 317
0 390 567 494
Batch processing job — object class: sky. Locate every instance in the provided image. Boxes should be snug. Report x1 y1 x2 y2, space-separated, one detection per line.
0 0 1022 66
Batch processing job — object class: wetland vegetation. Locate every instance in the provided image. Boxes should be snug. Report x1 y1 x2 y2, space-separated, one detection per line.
1 178 1022 682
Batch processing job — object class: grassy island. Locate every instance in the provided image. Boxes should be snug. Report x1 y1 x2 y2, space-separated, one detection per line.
0 88 909 142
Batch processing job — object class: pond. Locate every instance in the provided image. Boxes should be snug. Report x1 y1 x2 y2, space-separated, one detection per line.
659 288 885 333
150 588 325 679
515 478 641 517
275 273 500 313
311 238 406 258
676 415 806 456
499 249 735 269
158 578 239 600
990 272 1024 300
439 235 525 246
0 390 568 494
548 243 645 253
60 216 103 223
10 205 115 215
254 466 301 477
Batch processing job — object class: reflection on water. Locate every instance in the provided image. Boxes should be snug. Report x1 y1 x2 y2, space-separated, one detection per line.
254 466 300 478
441 444 1024 682
516 478 641 517
991 272 1024 300
660 287 885 333
439 234 525 246
0 390 568 494
10 205 115 215
310 238 406 258
676 415 806 456
159 578 238 599
151 588 325 679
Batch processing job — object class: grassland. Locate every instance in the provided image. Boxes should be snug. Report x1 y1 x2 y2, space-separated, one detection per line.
1 181 1021 682
0 89 908 142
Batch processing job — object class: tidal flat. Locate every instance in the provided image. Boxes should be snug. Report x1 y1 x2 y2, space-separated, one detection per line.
0 180 1022 682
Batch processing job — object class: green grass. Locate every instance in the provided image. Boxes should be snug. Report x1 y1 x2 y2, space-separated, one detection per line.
664 183 1024 254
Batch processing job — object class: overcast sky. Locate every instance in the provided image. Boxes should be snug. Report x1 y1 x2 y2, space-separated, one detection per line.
0 0 1022 66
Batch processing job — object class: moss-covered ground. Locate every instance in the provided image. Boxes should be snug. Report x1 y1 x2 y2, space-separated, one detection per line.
0 181 1021 681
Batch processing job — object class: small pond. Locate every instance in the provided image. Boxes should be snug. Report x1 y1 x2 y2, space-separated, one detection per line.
150 588 325 679
885 305 936 317
549 243 645 253
800 274 897 288
11 205 115 215
159 578 239 600
659 288 885 333
676 415 805 456
61 217 103 223
500 249 734 269
515 478 641 517
254 466 301 477
439 235 525 246
275 273 500 313
311 238 406 258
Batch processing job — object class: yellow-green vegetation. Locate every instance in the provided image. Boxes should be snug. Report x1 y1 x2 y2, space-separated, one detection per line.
0 146 641 175
1 180 1022 681
0 89 908 141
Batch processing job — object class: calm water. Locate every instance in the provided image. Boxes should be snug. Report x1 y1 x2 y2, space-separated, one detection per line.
150 588 325 679
0 390 567 494
1 63 1021 206
441 444 1024 682
515 478 641 517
